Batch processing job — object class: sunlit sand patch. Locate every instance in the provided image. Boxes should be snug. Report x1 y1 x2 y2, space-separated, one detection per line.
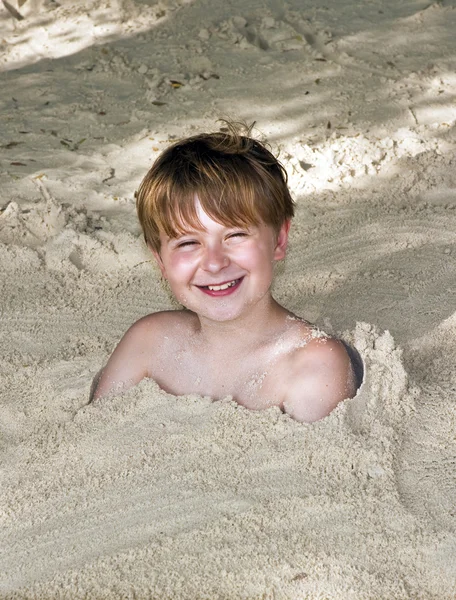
0 0 187 71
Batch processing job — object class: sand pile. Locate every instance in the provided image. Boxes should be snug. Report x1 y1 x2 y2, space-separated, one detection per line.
1 0 456 597
1 322 451 599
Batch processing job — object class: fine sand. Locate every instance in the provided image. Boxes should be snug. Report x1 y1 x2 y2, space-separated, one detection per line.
1 0 456 598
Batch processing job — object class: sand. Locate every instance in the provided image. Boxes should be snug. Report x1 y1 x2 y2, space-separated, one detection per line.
1 0 456 598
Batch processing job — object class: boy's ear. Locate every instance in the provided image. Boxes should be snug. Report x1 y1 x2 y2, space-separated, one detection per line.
149 245 167 278
273 220 291 261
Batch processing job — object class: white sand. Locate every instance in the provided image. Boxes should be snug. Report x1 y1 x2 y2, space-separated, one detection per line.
1 0 456 597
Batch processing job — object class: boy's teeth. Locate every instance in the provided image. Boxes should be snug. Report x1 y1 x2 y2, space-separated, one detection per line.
207 279 238 291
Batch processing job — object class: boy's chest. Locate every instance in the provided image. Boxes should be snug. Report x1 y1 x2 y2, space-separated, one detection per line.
150 342 287 410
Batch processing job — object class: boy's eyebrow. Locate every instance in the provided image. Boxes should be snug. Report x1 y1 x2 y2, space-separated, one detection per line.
165 227 206 240
163 221 256 241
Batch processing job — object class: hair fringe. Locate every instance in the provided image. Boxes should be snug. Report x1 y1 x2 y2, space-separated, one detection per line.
136 119 294 251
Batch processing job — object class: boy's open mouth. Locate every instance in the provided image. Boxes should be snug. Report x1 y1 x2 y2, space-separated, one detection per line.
197 277 243 296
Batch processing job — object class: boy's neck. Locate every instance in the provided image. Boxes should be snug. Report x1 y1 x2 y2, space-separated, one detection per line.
194 296 289 351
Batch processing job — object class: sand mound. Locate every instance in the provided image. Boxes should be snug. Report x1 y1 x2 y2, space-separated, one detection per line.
4 324 453 600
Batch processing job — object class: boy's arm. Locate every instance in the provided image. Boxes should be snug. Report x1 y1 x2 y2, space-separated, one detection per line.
283 338 356 423
91 319 152 401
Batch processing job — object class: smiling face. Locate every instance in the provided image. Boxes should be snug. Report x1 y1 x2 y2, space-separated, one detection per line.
153 201 290 323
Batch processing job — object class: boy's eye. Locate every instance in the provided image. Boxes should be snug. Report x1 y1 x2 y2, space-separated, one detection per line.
176 240 198 248
228 231 248 239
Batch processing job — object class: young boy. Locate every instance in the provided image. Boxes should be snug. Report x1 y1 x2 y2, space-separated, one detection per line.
93 127 357 422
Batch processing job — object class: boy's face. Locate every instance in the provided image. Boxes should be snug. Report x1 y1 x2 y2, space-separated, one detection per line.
152 200 290 323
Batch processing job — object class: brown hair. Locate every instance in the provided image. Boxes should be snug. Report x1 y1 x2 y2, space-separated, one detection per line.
136 125 295 251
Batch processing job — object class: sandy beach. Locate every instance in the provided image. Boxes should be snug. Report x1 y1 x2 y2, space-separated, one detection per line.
1 0 455 597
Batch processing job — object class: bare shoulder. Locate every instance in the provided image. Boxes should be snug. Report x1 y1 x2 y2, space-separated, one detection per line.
129 309 196 336
103 310 191 354
282 331 356 423
92 309 194 400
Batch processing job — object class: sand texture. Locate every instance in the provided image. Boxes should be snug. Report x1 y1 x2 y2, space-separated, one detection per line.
1 0 456 598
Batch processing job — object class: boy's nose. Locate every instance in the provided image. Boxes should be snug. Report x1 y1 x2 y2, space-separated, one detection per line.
201 244 230 273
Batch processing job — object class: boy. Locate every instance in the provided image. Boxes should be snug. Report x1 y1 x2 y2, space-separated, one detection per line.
93 127 357 422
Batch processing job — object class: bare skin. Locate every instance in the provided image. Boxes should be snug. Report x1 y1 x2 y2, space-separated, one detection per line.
93 307 355 422
93 203 356 423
